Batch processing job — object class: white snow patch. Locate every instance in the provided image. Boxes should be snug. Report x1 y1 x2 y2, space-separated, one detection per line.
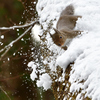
31 24 41 41
28 61 37 81
37 73 52 90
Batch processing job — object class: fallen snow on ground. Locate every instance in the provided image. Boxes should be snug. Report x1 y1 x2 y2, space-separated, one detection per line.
29 0 100 99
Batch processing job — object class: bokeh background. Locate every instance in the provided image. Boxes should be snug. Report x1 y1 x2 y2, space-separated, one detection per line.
0 0 54 100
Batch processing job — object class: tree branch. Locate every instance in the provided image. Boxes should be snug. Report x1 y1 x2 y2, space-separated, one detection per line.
0 25 33 60
0 20 39 30
0 20 40 60
0 86 11 100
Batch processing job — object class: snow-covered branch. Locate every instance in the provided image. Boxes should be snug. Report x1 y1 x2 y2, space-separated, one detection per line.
0 20 39 30
0 23 35 60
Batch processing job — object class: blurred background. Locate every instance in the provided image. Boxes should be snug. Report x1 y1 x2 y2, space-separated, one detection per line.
0 0 55 100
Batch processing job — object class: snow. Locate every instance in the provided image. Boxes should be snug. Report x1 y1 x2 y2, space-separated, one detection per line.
28 0 100 99
31 24 41 41
1 35 4 39
28 61 37 81
56 0 100 99
37 73 52 90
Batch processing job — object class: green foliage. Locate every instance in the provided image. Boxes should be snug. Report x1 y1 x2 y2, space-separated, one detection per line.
13 0 23 10
0 8 7 17
0 0 24 26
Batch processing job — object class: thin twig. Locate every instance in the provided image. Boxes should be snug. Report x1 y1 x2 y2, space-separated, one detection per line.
0 20 39 30
0 25 32 60
0 20 39 60
0 86 11 100
0 74 23 82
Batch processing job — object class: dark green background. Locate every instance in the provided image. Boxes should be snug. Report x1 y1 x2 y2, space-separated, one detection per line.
0 0 54 100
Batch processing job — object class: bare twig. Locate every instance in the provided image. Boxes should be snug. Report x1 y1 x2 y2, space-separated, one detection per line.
0 20 39 60
0 20 39 30
0 74 23 82
0 86 11 100
0 25 32 60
